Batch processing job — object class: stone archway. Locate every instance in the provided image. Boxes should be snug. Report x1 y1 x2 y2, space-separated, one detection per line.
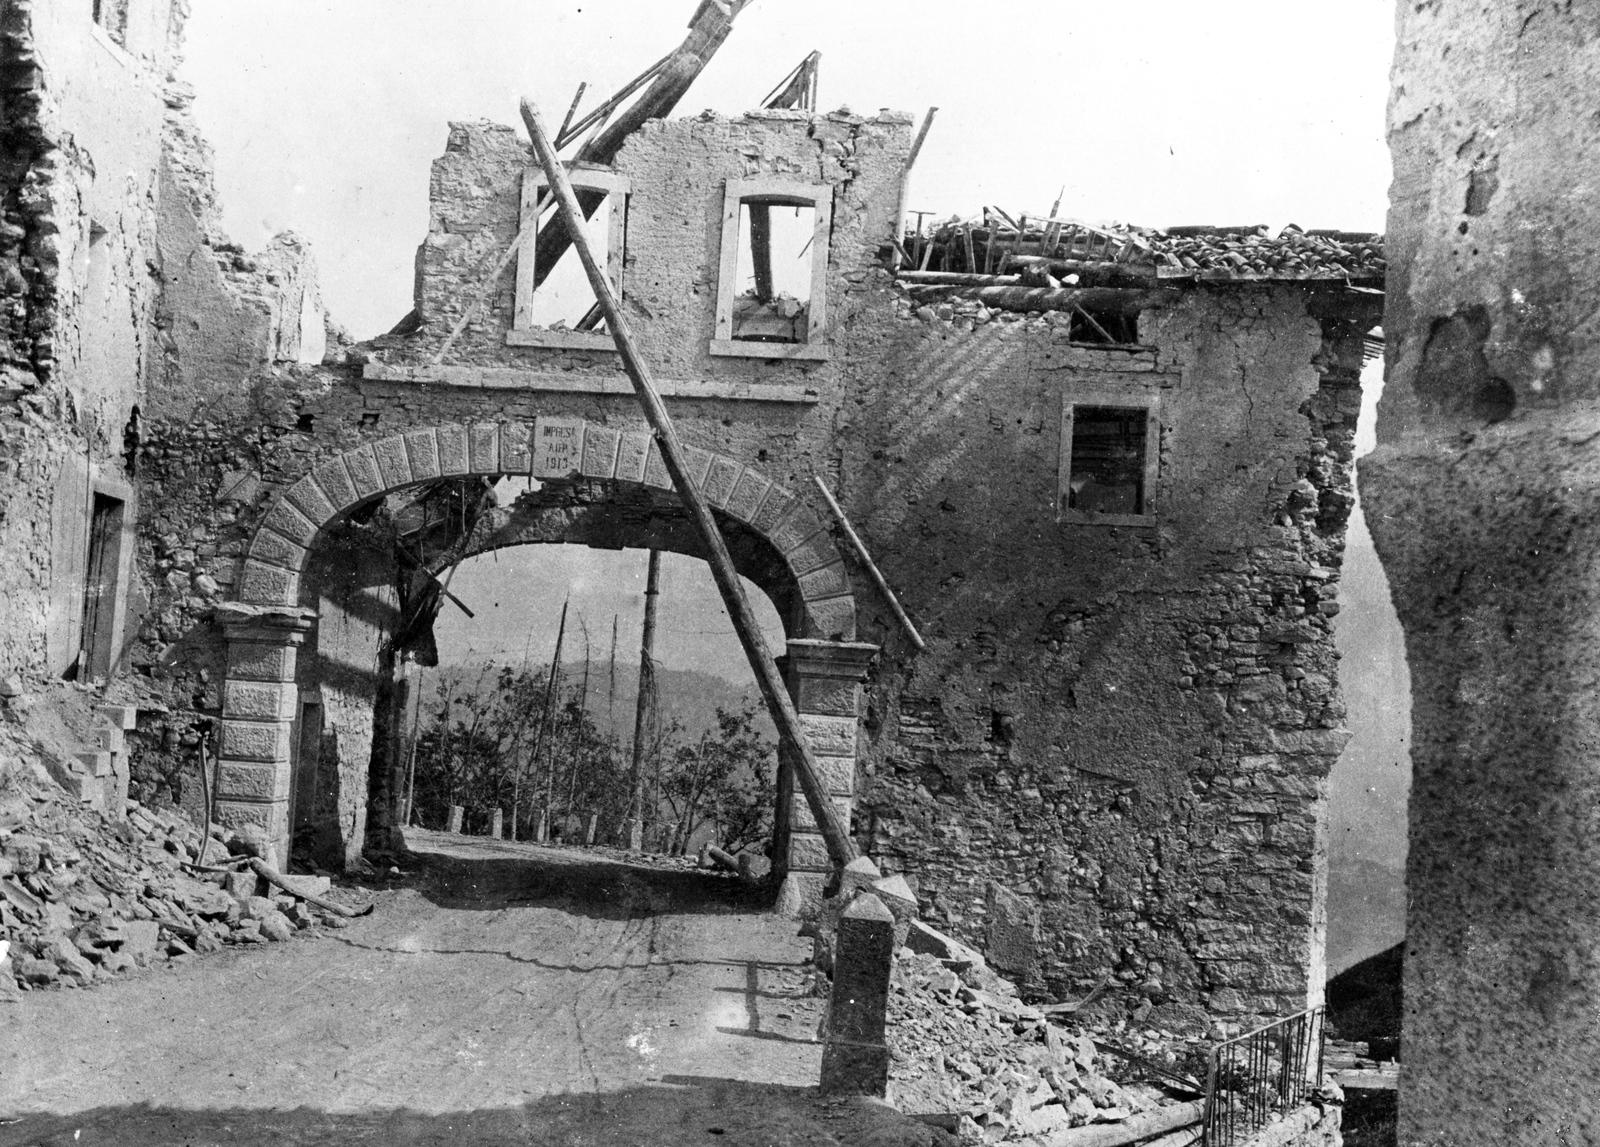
214 419 875 878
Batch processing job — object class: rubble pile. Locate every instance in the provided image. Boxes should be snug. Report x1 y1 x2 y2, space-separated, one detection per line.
0 755 362 998
886 925 1207 1144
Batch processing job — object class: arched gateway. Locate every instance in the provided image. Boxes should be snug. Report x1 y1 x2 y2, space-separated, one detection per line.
214 418 877 888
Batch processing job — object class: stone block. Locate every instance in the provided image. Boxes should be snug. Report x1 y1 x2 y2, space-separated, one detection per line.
465 423 497 474
839 855 882 897
371 435 413 490
820 892 895 1097
261 498 319 548
794 675 860 718
798 561 851 601
237 560 299 607
771 507 825 556
433 423 468 475
447 805 464 834
227 642 297 683
223 680 297 721
615 431 652 483
342 444 384 497
813 754 855 796
314 457 359 510
580 425 621 478
787 532 841 577
790 793 853 834
221 719 292 763
284 476 337 529
642 440 672 490
217 760 291 803
214 799 289 853
92 724 123 753
803 594 857 641
249 527 309 573
749 485 798 536
404 429 441 480
223 870 260 900
984 882 1041 982
799 713 857 758
724 471 771 522
905 919 985 965
682 445 716 489
75 750 111 777
702 457 743 508
499 421 531 474
788 830 831 871
532 417 584 478
97 704 138 730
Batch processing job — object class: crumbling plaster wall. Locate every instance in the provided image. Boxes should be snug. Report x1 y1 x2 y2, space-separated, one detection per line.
0 0 184 680
1366 3 1600 1143
128 111 1373 1022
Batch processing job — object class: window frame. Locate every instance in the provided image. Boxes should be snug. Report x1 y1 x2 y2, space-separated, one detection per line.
711 177 832 362
506 163 629 352
1058 389 1161 526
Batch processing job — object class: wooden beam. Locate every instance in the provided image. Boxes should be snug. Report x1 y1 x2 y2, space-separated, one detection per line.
812 477 925 652
521 95 860 870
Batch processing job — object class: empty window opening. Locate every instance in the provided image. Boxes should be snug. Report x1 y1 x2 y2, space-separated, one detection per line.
1065 406 1152 517
1068 306 1139 346
78 492 125 682
732 201 815 343
524 199 612 331
509 167 628 351
712 178 831 360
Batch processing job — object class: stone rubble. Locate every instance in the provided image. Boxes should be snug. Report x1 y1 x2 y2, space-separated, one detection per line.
0 733 368 998
883 922 1209 1145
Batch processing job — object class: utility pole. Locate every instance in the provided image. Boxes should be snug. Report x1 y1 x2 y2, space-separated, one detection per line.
533 598 569 843
625 549 661 852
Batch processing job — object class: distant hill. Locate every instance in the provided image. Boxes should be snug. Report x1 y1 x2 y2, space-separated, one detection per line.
418 658 775 747
1327 856 1405 975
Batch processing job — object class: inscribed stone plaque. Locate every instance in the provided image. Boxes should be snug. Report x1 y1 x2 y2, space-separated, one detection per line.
532 417 584 479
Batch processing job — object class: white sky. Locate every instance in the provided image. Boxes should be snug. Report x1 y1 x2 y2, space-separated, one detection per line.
180 0 1394 339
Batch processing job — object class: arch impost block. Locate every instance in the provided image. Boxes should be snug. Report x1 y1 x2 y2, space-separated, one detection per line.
785 638 879 680
214 603 316 645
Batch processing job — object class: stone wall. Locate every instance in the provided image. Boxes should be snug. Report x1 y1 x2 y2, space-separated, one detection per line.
129 110 1379 1021
1366 2 1600 1142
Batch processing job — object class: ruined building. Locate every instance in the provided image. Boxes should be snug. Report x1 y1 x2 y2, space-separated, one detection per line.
2 0 1386 1026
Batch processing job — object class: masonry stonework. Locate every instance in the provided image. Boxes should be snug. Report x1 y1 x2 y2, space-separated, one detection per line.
1366 2 1600 1142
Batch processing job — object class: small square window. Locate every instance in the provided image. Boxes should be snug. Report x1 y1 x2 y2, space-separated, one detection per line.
506 164 629 352
1068 306 1139 346
1059 395 1160 524
711 178 832 361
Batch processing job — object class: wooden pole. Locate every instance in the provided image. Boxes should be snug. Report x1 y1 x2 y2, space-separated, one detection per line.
521 95 859 868
889 107 938 270
626 549 660 850
539 598 570 840
811 476 925 651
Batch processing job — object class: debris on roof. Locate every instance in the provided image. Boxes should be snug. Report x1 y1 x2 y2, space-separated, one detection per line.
893 211 1385 293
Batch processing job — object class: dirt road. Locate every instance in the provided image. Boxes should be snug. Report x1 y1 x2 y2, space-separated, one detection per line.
1 831 945 1146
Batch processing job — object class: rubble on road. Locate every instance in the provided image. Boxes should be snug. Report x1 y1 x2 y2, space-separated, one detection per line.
883 923 1208 1144
1 756 369 997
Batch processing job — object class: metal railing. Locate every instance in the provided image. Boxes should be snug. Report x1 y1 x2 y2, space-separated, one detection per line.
1202 1006 1325 1146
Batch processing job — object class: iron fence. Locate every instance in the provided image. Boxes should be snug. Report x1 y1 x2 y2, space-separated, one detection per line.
1202 1006 1325 1146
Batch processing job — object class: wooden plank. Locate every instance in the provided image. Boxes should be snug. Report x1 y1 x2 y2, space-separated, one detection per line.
514 171 540 329
522 94 859 868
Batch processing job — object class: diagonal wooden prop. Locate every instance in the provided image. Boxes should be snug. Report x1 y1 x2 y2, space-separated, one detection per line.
519 95 859 870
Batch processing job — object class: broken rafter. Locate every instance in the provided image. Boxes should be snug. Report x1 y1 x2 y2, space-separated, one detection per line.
529 0 753 291
431 0 750 366
761 49 820 111
520 94 860 870
888 107 938 270
901 284 1175 316
812 477 925 652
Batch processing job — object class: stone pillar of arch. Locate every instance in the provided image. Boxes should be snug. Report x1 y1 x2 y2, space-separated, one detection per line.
214 603 315 868
775 638 878 908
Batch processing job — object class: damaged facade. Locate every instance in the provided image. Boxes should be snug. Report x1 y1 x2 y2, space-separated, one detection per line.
3 1 1383 1027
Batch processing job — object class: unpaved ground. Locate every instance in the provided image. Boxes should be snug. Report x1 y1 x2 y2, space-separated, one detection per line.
0 830 947 1147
